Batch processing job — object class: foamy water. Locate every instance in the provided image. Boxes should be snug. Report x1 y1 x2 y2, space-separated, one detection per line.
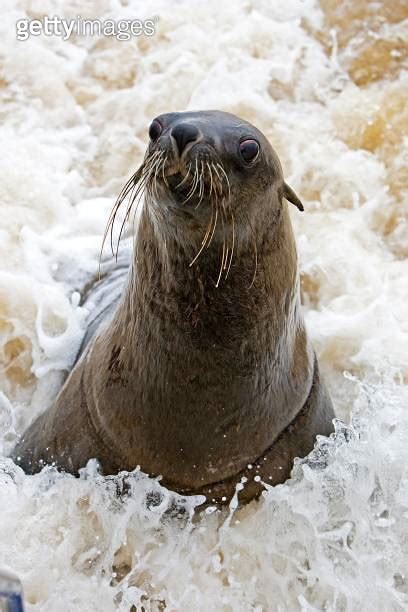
0 1 407 610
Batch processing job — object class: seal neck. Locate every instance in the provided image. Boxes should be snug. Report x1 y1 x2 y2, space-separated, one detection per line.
116 202 301 356
131 202 297 294
89 201 312 484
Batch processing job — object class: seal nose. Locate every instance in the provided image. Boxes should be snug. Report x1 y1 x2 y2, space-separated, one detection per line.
171 123 200 156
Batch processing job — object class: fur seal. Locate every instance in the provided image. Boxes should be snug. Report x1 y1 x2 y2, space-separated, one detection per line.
13 110 334 505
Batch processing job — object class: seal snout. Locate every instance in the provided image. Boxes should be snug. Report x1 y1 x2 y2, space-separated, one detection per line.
171 123 200 156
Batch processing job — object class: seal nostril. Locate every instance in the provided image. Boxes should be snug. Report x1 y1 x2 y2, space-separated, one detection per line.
171 123 200 156
149 119 162 142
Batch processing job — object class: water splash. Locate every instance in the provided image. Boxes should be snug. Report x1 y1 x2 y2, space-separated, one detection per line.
0 0 407 609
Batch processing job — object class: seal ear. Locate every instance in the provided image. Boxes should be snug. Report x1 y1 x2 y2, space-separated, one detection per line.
283 183 304 212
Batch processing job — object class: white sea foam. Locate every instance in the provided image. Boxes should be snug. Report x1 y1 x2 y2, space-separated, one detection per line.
0 0 407 610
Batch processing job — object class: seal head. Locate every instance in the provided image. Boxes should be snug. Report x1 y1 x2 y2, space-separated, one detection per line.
138 111 303 258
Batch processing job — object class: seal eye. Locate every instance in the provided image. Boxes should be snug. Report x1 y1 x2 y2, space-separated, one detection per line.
239 139 260 163
149 119 162 142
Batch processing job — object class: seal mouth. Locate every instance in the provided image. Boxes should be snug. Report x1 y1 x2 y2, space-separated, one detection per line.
166 171 184 189
166 172 192 198
139 148 232 213
161 156 230 205
160 161 198 202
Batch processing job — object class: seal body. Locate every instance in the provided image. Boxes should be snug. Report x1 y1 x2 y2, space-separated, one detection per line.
14 111 334 504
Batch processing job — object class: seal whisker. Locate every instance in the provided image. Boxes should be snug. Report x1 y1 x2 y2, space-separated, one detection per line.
113 151 164 262
115 178 144 260
216 196 229 286
183 158 200 204
213 161 234 282
207 160 214 200
150 151 165 202
99 154 154 275
210 162 225 201
189 231 210 267
221 199 229 272
219 161 235 280
145 151 164 195
189 162 213 267
210 163 229 285
134 155 163 224
183 160 197 202
194 160 206 210
225 206 235 280
142 153 165 217
161 153 169 187
216 162 232 202
207 164 220 250
215 204 226 287
189 162 219 269
202 162 216 247
117 162 156 247
175 163 192 189
211 162 222 192
104 171 140 254
125 152 160 219
120 156 159 227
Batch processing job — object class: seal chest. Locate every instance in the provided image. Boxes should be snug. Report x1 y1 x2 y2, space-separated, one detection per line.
13 111 334 505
